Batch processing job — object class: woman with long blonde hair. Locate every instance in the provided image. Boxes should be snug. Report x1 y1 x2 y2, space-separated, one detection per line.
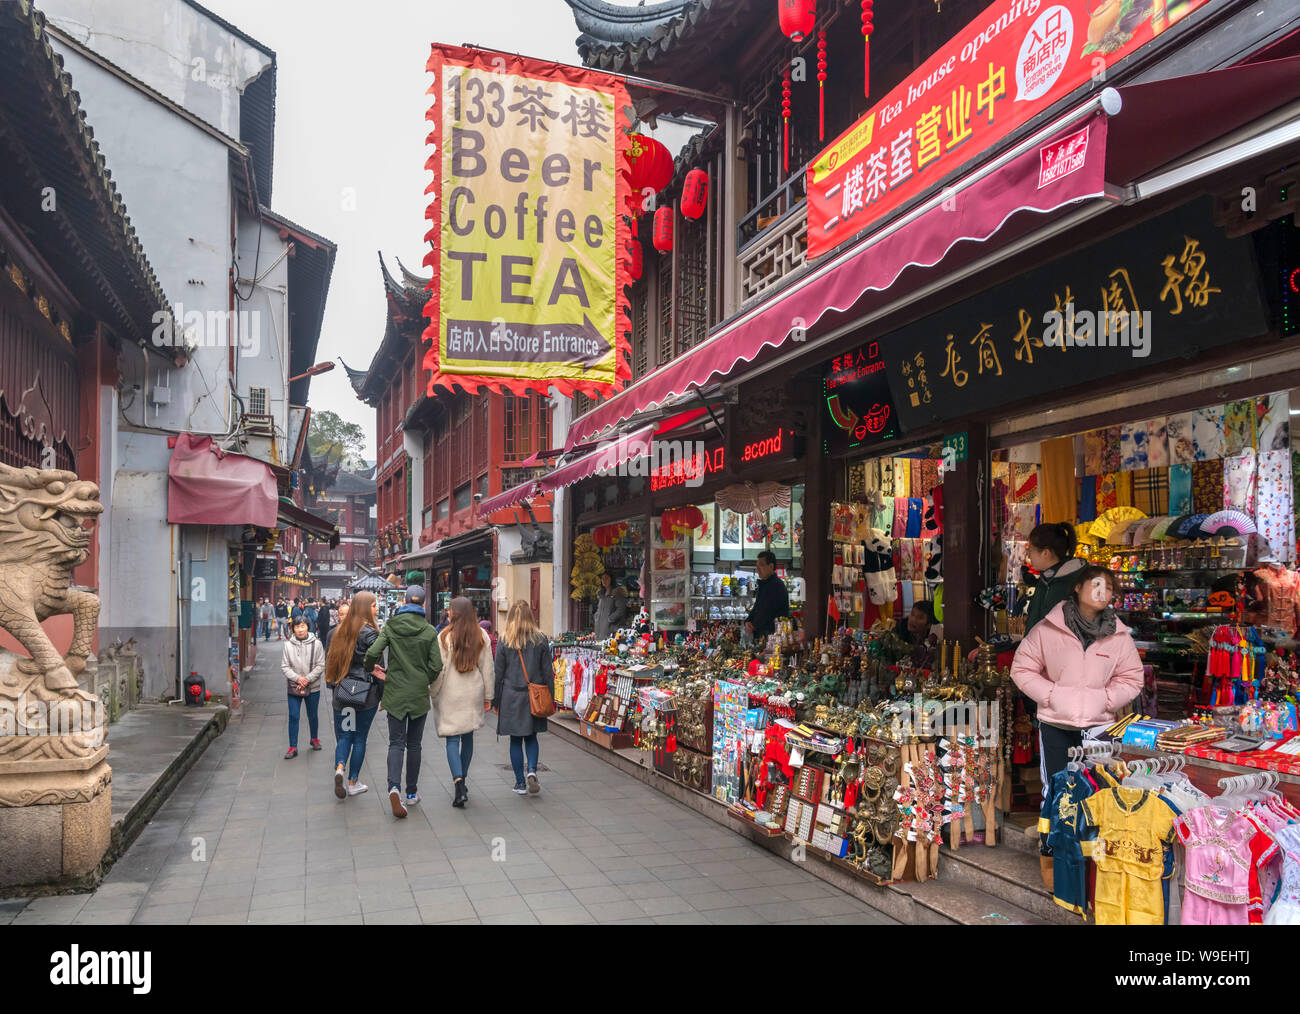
325 591 384 799
492 600 551 795
430 597 494 807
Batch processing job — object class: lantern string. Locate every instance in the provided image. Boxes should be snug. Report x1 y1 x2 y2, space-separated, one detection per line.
781 61 792 175
861 0 874 99
817 29 827 142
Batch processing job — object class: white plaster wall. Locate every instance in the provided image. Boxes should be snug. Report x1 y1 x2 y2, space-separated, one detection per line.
55 48 235 436
41 0 272 139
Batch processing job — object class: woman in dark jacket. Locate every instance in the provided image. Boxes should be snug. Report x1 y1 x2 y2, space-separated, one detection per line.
324 591 383 799
493 600 551 796
1022 523 1087 634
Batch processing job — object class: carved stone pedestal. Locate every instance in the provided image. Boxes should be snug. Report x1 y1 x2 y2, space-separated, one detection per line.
0 748 112 888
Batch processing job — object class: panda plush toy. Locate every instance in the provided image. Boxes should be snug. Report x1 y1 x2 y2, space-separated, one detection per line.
924 533 943 581
863 528 898 605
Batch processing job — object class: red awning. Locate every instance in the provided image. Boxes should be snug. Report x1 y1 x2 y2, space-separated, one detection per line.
568 113 1111 446
478 480 541 514
539 424 657 492
567 55 1300 447
167 433 278 528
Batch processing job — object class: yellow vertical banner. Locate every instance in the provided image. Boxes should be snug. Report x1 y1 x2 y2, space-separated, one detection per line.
423 45 633 398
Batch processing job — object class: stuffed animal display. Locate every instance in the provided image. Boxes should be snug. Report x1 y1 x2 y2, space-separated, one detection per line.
863 528 898 605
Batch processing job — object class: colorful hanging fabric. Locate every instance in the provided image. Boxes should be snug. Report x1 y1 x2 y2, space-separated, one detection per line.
879 457 895 497
1256 449 1295 563
1224 400 1255 456
1120 422 1148 471
1096 472 1118 514
894 459 911 498
1143 419 1170 468
1115 470 1135 509
1256 392 1290 454
1131 468 1169 516
1084 430 1106 476
1167 412 1197 465
1014 464 1039 503
1192 459 1224 514
1192 406 1226 461
1223 449 1257 514
1169 463 1193 514
1100 427 1123 473
1079 476 1098 522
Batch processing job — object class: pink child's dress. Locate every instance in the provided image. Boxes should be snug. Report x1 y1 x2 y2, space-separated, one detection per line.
1176 807 1255 926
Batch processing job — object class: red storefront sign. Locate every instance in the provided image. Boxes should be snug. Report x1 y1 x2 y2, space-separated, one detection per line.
807 0 1211 259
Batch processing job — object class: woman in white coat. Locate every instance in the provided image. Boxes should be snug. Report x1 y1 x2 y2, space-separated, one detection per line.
431 596 494 807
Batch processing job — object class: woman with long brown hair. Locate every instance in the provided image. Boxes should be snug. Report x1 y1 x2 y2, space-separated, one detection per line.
430 596 494 807
493 600 551 795
325 591 384 799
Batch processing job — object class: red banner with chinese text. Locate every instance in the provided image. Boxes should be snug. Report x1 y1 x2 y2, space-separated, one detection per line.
423 44 633 398
807 0 1211 259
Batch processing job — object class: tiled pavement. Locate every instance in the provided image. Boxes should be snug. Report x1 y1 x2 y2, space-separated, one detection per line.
2 639 895 926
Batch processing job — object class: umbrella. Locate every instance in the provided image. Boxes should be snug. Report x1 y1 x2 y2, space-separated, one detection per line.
348 574 393 593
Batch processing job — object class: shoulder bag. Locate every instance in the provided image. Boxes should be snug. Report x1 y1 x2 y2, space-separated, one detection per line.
334 668 373 709
519 643 554 718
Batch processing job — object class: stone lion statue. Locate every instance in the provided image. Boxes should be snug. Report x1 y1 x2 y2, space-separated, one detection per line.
0 462 103 696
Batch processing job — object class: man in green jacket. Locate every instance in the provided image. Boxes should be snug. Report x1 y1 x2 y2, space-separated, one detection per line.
364 585 442 818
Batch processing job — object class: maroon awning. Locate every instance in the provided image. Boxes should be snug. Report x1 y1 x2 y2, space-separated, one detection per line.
167 433 278 528
478 480 541 514
567 112 1111 446
539 424 658 493
567 55 1300 447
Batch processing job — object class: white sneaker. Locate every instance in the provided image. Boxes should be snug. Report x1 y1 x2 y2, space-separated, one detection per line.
346 781 368 796
526 771 540 795
389 787 408 818
405 793 421 807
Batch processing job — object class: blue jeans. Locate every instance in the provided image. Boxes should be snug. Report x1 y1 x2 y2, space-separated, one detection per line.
509 734 539 784
333 705 378 780
445 733 474 781
287 691 320 748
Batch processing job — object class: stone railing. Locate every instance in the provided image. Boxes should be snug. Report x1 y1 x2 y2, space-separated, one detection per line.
89 644 144 723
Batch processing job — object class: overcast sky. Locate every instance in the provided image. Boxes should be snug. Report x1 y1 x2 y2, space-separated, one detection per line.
200 0 597 458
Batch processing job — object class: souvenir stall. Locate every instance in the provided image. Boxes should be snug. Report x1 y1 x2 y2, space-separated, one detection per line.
570 517 647 633
829 444 946 635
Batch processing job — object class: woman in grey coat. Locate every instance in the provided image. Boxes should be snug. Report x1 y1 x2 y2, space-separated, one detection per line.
493 600 551 795
592 571 628 638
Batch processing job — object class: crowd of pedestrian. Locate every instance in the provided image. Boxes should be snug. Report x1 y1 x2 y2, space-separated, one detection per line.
277 585 550 815
255 596 339 644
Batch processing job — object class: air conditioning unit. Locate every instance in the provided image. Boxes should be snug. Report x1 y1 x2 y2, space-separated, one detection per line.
242 387 273 436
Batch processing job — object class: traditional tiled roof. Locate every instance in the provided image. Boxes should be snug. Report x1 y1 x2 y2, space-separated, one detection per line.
1 0 170 344
353 253 427 406
569 0 753 77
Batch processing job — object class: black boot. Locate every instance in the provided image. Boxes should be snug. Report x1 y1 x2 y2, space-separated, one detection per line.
452 778 467 808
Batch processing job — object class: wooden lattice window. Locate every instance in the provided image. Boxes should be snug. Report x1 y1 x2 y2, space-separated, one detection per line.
657 249 674 365
677 215 708 353
632 280 649 380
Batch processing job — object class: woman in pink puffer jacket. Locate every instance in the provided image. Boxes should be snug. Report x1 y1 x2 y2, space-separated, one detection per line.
1010 565 1144 791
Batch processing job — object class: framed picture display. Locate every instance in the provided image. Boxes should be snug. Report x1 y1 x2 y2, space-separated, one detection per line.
719 509 742 550
693 503 715 554
769 506 791 551
650 571 689 600
651 600 687 630
652 516 691 550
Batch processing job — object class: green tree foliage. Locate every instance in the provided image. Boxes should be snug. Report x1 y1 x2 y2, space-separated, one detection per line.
308 409 367 468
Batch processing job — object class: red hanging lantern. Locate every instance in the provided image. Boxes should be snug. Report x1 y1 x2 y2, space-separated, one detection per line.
781 64 792 174
623 133 675 200
817 29 828 141
625 239 643 282
861 0 874 98
778 0 816 43
652 205 674 253
681 169 709 220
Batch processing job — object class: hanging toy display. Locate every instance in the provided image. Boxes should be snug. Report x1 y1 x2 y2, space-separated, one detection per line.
860 0 874 99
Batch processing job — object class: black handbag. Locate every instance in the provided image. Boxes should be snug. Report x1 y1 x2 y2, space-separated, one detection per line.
334 672 373 709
